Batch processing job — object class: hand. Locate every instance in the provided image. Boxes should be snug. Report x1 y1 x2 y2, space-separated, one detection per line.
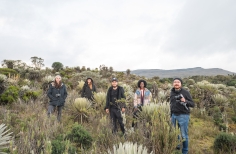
180 97 186 102
121 108 125 113
106 109 109 114
134 107 138 111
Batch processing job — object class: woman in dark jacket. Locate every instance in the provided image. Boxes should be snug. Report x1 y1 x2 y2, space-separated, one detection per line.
47 75 67 122
81 77 96 101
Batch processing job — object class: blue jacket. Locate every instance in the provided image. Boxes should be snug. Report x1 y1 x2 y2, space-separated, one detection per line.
47 82 68 106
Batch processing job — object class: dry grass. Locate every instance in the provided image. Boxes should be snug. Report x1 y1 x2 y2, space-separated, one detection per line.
0 89 223 154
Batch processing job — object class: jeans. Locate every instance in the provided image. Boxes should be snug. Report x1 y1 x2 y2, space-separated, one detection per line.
48 105 63 122
171 114 190 154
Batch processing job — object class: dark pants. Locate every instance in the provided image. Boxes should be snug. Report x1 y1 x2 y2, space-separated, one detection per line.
110 108 125 134
47 105 63 122
132 106 142 128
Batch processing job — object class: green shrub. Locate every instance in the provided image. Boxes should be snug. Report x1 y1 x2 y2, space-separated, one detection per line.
66 123 93 150
231 116 236 124
51 139 76 154
213 133 236 153
227 80 236 87
19 86 41 102
0 86 19 104
211 106 223 126
0 68 18 76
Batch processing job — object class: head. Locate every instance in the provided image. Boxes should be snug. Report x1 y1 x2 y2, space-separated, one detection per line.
173 78 183 90
111 77 118 88
138 80 147 89
54 75 62 88
55 75 62 83
86 78 93 85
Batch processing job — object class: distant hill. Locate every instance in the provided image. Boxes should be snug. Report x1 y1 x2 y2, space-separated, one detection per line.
131 67 235 78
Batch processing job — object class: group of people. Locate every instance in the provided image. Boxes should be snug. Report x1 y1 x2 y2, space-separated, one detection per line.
47 75 194 154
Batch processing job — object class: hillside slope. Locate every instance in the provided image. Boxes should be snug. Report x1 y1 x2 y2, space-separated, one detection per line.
131 67 235 78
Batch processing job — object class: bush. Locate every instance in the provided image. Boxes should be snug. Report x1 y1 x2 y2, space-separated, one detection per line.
66 123 93 150
51 139 76 154
214 133 236 153
232 116 236 124
0 86 19 104
19 86 41 102
0 68 18 76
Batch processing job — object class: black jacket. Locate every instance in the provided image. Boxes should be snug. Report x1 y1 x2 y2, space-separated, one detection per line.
170 87 194 115
47 82 68 106
81 79 97 100
105 86 126 110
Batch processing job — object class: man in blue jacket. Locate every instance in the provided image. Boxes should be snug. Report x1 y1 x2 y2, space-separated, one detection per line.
170 78 195 154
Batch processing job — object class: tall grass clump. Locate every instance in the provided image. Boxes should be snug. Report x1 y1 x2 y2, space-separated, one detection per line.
140 102 180 154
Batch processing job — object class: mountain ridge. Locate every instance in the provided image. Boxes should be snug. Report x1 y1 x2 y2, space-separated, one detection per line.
131 67 235 78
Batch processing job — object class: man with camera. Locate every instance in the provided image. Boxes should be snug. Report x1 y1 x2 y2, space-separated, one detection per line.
170 78 194 154
105 77 126 135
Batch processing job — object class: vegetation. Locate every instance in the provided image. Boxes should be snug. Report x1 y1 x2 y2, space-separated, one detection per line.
0 58 236 153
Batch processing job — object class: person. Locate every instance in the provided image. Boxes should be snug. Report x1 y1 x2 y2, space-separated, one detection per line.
105 77 126 135
47 75 68 122
170 78 195 154
132 79 152 129
81 77 97 101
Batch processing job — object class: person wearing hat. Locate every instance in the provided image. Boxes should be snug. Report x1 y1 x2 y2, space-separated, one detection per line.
47 75 68 122
104 77 126 135
170 78 195 154
81 77 97 101
132 79 152 129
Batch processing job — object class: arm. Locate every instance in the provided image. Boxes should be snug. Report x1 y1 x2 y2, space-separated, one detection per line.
47 85 57 101
185 91 195 108
63 85 68 100
149 91 152 103
93 85 97 93
133 92 138 107
81 85 86 97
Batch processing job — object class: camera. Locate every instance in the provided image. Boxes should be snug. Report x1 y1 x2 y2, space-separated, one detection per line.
175 94 183 100
56 94 61 97
175 94 188 110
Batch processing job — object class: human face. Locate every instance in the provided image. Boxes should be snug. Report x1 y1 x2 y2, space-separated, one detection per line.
87 79 92 84
55 76 61 83
112 81 118 88
173 79 181 90
140 82 145 89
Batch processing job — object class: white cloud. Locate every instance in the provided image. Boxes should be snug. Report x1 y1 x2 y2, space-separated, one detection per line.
0 0 235 73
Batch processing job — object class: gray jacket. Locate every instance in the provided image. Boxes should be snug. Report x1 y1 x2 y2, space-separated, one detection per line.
47 82 68 106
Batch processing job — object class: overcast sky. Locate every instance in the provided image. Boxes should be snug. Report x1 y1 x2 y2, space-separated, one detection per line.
0 0 236 72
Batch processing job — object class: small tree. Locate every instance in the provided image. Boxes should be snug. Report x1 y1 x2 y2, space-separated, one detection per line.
30 56 44 69
52 62 64 72
1 60 15 69
81 66 86 72
126 69 131 76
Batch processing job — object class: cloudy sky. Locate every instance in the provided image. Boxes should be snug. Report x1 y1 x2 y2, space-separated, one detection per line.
0 0 236 72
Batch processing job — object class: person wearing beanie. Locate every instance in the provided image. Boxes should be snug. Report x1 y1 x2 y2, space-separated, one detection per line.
132 79 152 129
81 77 97 101
104 77 126 135
47 75 68 122
170 78 195 154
